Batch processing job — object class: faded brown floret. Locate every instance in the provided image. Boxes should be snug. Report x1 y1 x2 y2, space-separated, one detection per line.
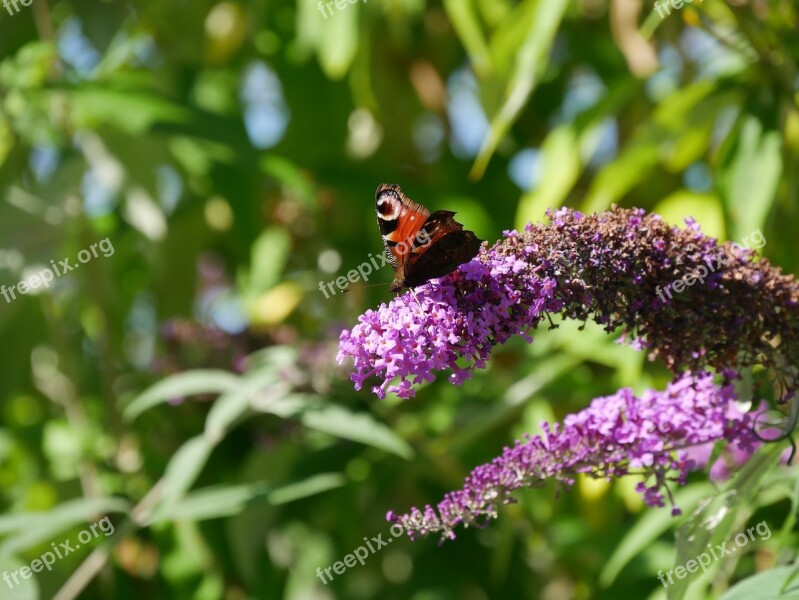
500 207 799 391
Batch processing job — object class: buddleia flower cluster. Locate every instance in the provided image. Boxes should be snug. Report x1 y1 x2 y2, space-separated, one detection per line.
337 238 559 399
339 207 799 398
387 373 759 541
337 206 799 541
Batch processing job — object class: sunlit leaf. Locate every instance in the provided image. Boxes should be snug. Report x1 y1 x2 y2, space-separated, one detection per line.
443 0 494 77
444 354 579 452
152 483 269 522
250 282 303 327
721 117 782 240
124 371 243 422
582 141 660 213
267 473 347 505
157 474 345 522
654 191 725 239
0 497 130 556
316 0 359 79
718 566 799 600
245 226 292 295
0 556 39 599
471 0 569 179
515 126 579 229
260 155 317 209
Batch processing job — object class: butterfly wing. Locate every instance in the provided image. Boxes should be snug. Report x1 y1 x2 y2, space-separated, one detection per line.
375 183 430 272
375 185 482 291
402 210 482 288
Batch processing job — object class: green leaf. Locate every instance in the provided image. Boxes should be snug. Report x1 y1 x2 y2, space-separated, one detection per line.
68 88 189 134
0 113 12 167
153 474 346 522
123 370 242 422
582 141 660 213
301 405 414 459
317 1 360 79
0 497 130 557
260 156 317 209
515 126 580 230
583 79 716 213
145 436 216 526
204 368 279 443
651 80 716 128
0 555 39 599
718 566 799 600
471 0 569 179
444 354 580 452
245 345 300 370
267 473 347 505
654 191 726 239
664 119 713 171
42 420 83 481
667 444 784 600
721 116 782 240
776 470 799 546
443 0 494 77
244 226 292 296
515 79 639 227
0 41 57 89
487 0 538 79
264 395 414 459
600 483 715 587
203 388 254 445
150 483 271 523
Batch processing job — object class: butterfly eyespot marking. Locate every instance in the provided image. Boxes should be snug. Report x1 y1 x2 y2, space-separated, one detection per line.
376 197 402 220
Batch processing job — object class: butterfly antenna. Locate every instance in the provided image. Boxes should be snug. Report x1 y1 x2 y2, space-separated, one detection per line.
342 282 391 293
408 287 423 308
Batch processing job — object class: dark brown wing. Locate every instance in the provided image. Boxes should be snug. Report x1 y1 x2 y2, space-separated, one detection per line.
402 210 482 288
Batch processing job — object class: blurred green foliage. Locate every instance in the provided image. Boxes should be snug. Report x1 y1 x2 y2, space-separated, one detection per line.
0 0 797 598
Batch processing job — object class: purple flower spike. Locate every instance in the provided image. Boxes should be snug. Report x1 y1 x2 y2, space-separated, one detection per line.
339 206 799 398
388 372 759 542
337 244 560 399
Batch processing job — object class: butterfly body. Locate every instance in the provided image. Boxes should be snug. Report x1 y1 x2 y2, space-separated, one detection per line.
375 184 482 292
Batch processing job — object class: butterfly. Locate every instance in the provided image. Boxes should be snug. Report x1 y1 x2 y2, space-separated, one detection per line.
375 183 482 292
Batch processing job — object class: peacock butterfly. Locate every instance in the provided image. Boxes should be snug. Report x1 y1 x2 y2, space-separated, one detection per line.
375 183 482 292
